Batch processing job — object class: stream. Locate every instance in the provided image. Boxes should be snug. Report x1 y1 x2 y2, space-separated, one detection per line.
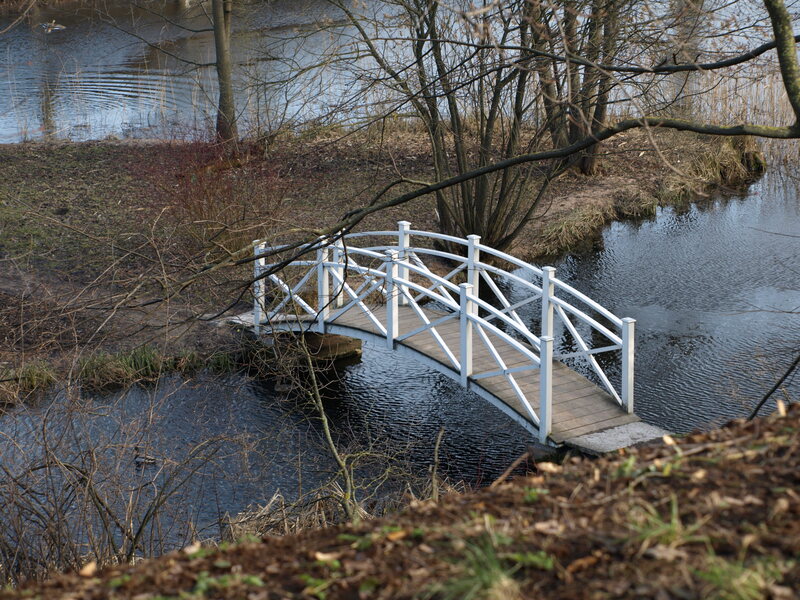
1 169 797 548
1 0 798 557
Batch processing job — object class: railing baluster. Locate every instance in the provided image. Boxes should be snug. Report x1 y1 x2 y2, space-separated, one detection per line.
539 336 553 444
317 245 330 334
539 266 556 444
332 234 345 308
385 250 399 348
253 241 265 336
398 221 411 306
622 318 636 413
460 283 473 386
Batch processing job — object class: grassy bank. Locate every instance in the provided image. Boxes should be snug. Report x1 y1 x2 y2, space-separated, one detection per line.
3 401 797 599
0 129 765 395
0 341 274 406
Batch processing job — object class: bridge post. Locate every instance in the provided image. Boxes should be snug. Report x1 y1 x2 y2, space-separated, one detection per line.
540 268 556 444
541 266 555 339
253 241 265 336
316 245 330 334
622 318 636 413
539 335 554 444
459 283 473 385
385 250 399 348
397 221 411 306
332 235 345 308
467 234 481 303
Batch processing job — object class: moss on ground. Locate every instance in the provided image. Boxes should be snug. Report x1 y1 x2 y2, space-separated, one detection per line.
2 401 797 599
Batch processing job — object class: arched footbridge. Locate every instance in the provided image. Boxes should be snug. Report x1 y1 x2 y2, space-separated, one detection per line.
234 222 666 449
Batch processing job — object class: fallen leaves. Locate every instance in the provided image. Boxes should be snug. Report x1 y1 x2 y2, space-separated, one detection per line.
78 562 97 577
4 403 800 600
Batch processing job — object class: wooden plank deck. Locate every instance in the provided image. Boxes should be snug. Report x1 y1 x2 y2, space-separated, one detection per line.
326 303 640 445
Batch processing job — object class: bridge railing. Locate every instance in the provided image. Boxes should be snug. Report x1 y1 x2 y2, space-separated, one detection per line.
253 221 635 443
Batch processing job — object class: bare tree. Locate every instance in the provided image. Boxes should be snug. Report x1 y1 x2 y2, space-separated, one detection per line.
212 0 238 147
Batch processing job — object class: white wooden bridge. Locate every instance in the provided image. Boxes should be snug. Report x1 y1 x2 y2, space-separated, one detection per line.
237 222 666 450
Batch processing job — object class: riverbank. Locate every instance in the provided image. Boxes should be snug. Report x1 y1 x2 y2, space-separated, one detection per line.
0 129 765 399
3 400 797 599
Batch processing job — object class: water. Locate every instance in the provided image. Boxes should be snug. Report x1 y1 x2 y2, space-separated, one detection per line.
0 0 361 142
552 172 799 432
0 174 797 560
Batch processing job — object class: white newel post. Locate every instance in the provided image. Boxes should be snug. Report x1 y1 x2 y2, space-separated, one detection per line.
398 221 411 306
539 266 556 444
385 250 399 348
332 235 345 308
459 283 473 386
539 336 554 444
541 266 555 339
467 234 481 303
253 241 264 336
316 245 330 333
622 317 636 414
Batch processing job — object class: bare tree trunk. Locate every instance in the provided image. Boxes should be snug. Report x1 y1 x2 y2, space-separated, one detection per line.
213 0 238 149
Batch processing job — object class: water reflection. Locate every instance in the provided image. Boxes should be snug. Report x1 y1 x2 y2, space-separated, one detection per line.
0 0 366 141
542 171 800 432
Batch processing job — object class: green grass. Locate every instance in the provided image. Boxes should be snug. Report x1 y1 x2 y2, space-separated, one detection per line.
0 361 58 405
695 555 794 600
435 536 522 600
629 495 708 554
77 346 240 393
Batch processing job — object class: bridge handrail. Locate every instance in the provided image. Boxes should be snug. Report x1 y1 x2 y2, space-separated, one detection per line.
466 292 542 354
549 296 622 346
253 221 636 443
274 232 612 334
551 279 624 329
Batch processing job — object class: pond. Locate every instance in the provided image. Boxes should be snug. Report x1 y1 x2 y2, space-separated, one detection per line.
0 0 364 142
1 0 797 564
1 170 797 555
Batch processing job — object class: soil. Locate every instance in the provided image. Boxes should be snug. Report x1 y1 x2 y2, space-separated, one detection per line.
0 131 786 598
0 129 759 371
2 401 798 599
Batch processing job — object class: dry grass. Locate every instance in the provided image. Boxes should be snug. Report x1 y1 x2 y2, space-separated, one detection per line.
6 401 799 599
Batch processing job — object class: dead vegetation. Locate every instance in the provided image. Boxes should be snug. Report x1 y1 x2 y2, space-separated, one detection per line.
0 129 764 400
3 401 797 600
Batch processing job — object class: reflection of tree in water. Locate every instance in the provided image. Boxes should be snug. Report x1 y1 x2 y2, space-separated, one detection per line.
39 71 55 138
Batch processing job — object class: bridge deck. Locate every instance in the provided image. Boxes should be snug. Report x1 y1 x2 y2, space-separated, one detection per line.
326 305 639 445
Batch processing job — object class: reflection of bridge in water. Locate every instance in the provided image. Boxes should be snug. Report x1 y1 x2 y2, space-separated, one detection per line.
234 222 667 451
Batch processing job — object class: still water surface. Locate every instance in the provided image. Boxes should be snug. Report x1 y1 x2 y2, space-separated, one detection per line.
1 171 797 543
0 0 357 142
1 0 797 549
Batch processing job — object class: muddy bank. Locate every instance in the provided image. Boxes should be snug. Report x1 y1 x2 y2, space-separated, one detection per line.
0 129 764 384
3 400 797 599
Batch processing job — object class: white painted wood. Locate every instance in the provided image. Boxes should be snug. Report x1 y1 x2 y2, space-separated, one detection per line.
267 273 316 317
541 266 555 340
385 250 399 349
251 221 639 445
398 221 411 306
332 236 345 308
399 280 461 370
316 246 330 333
253 241 265 336
467 234 481 306
622 318 636 414
555 304 622 405
539 335 554 445
460 283 473 385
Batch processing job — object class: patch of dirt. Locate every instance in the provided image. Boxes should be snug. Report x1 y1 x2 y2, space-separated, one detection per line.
4 403 798 599
0 129 759 367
